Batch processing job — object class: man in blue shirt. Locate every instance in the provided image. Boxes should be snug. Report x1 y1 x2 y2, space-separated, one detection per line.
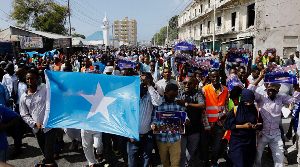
151 83 189 167
0 105 20 162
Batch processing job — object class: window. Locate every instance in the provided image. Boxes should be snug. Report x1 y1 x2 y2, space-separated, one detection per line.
231 12 236 30
195 9 196 16
208 0 210 8
217 17 221 26
200 4 203 13
208 21 211 33
200 24 203 35
247 4 255 27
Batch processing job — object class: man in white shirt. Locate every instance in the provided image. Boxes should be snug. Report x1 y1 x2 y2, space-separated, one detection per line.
19 69 56 166
248 67 264 87
2 63 17 95
156 68 178 96
127 72 162 167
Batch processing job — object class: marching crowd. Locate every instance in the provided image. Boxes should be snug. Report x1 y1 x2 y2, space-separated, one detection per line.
0 47 300 167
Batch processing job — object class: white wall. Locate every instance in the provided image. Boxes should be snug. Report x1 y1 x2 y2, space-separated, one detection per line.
255 0 300 59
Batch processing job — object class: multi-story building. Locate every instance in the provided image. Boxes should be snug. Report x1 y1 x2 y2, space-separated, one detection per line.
114 17 137 46
178 0 300 59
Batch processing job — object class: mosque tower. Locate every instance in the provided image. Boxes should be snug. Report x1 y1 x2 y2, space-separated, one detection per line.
101 12 110 48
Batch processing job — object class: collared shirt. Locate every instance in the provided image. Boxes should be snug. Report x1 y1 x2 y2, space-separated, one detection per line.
249 84 300 135
19 85 51 133
139 86 162 134
201 84 229 129
156 79 178 96
0 83 9 105
151 97 186 144
16 82 27 104
178 89 205 135
2 73 17 95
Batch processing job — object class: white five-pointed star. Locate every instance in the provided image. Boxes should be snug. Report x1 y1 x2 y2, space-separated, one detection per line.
80 83 116 120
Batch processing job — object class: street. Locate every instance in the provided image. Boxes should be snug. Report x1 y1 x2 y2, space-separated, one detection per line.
5 118 299 167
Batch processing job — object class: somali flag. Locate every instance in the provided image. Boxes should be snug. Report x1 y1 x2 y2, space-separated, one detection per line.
43 71 140 140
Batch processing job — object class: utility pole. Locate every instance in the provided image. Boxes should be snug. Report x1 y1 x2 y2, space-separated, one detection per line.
112 24 114 49
68 0 71 36
154 32 156 46
166 19 169 46
213 0 216 52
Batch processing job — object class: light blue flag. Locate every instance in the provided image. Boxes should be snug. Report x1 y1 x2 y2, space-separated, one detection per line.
44 71 140 140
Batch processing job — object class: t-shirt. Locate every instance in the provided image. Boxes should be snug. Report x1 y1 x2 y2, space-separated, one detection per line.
0 104 19 151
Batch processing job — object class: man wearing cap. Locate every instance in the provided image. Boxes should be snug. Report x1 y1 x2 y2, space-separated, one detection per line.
2 63 17 95
250 69 300 167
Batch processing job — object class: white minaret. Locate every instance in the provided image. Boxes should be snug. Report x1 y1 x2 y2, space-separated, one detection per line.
101 12 110 47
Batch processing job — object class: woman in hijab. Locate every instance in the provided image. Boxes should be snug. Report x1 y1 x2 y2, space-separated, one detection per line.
224 89 263 167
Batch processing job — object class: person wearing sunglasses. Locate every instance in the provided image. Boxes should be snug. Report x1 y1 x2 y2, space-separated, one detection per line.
176 77 206 167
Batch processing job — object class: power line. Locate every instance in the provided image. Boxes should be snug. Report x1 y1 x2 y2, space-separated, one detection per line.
70 1 102 24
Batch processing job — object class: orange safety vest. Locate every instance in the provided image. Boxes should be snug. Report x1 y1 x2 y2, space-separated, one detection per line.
203 84 228 123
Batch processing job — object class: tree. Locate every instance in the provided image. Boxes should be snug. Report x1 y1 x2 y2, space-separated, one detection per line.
10 0 69 35
169 15 178 42
72 33 86 39
151 15 178 45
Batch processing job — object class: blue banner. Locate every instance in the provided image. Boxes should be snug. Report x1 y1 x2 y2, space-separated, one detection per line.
175 42 194 51
44 71 140 140
264 63 298 84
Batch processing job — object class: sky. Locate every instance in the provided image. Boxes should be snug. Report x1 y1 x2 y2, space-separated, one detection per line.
0 0 192 41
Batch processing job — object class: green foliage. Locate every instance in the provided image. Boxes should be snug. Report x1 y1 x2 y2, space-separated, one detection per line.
151 15 178 45
10 0 69 35
72 33 86 39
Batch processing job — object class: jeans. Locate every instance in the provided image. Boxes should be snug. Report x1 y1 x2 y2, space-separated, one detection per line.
0 149 6 162
127 132 153 167
81 130 103 166
254 132 284 167
35 129 56 164
179 133 200 167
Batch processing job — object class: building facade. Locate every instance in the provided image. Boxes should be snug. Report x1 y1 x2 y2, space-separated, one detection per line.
177 0 300 58
114 17 137 46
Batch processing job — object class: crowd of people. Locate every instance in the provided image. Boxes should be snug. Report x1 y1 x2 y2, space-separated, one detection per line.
0 47 300 167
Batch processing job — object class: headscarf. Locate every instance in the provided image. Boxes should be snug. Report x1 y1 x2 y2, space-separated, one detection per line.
236 89 258 124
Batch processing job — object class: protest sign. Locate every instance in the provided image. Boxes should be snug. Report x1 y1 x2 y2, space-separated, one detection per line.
264 63 298 84
116 56 137 68
153 111 186 134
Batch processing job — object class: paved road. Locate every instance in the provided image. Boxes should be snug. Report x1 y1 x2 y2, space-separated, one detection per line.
5 118 299 167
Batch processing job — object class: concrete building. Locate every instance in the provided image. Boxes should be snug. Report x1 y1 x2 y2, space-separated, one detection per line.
177 0 300 59
114 17 137 46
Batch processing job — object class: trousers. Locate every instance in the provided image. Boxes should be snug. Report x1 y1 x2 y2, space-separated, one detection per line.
81 130 103 166
254 132 284 167
179 133 200 167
